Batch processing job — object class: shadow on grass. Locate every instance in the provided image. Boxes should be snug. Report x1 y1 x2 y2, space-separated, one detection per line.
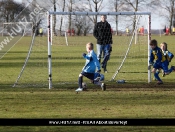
1 81 175 91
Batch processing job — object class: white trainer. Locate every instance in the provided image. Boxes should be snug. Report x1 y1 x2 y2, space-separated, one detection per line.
101 83 106 91
75 88 83 92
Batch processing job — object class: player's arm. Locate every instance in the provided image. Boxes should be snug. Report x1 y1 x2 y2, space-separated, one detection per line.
149 50 154 65
148 51 154 69
108 24 113 46
82 53 92 61
109 24 112 36
167 51 174 62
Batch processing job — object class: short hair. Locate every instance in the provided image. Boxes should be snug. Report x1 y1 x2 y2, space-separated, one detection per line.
160 42 168 50
101 15 107 18
150 39 157 46
86 42 94 50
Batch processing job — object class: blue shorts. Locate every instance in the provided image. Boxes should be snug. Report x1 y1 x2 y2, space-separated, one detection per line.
153 61 169 72
161 60 169 73
81 72 94 80
153 62 162 69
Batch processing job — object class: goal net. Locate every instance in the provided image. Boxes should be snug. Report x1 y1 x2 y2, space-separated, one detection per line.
0 22 33 59
2 22 33 37
13 12 151 88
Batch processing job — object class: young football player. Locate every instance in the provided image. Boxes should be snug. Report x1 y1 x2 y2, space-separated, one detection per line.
154 42 174 79
160 42 174 64
75 42 106 92
149 40 175 84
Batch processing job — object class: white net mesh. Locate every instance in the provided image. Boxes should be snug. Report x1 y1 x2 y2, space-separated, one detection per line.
2 22 33 36
0 22 33 59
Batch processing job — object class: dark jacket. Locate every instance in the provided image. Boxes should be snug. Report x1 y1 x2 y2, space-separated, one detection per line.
93 21 113 45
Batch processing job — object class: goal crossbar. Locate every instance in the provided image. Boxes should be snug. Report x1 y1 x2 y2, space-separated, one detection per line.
49 11 151 16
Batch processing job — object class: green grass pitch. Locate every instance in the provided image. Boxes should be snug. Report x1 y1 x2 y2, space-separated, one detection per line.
0 35 175 132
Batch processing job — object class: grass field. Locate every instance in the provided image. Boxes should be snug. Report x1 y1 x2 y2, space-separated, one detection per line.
0 35 175 131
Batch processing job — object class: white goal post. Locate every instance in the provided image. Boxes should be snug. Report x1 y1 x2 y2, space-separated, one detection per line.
47 11 151 89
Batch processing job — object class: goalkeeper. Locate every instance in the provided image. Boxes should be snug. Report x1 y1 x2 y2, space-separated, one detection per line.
75 42 106 92
149 39 175 84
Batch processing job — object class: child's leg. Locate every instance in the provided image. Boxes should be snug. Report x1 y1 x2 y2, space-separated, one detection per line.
156 69 160 74
92 79 106 91
154 72 162 82
93 80 102 86
153 69 161 80
162 61 174 74
168 66 175 72
80 72 95 87
78 74 83 88
93 73 103 85
162 61 169 74
75 73 85 91
155 68 166 77
96 44 103 63
152 68 162 82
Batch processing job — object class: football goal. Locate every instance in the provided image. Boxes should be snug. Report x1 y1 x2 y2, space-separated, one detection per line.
13 11 151 89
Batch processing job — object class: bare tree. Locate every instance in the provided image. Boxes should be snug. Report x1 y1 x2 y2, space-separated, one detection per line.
65 0 94 36
122 0 148 31
68 0 73 35
53 0 57 36
166 0 175 34
87 0 104 24
123 0 138 31
173 9 175 27
158 0 175 34
75 17 83 36
114 0 119 35
0 0 26 22
74 15 93 36
109 0 125 35
59 0 66 36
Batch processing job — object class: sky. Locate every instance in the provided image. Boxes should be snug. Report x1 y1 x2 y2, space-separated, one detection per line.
14 0 22 3
13 0 165 29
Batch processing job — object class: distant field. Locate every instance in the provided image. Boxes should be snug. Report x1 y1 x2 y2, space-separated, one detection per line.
0 35 175 132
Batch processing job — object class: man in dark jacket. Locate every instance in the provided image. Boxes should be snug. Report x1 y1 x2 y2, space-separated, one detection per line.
93 15 113 73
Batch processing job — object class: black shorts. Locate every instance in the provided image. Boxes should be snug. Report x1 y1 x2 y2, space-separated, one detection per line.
81 72 94 80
